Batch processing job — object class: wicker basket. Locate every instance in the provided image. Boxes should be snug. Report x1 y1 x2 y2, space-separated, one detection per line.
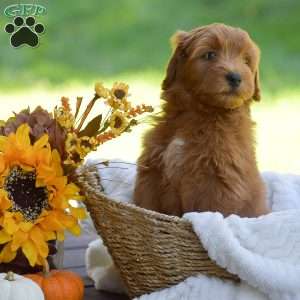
76 165 238 299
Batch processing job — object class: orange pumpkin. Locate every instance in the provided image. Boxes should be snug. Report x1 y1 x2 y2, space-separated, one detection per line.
25 260 84 300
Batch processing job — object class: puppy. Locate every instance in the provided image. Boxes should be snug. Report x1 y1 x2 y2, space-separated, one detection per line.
134 23 269 217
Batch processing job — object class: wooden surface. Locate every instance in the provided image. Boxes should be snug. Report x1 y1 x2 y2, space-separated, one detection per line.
63 233 129 300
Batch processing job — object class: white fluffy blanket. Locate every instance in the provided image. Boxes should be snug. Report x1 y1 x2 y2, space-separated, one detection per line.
83 160 300 300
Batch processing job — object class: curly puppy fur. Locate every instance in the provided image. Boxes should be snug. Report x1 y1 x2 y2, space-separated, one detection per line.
134 23 269 217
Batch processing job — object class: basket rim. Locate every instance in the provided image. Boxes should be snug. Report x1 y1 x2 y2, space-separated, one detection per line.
77 164 192 227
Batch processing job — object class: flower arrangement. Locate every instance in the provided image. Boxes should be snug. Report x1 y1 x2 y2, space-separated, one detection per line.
0 82 153 270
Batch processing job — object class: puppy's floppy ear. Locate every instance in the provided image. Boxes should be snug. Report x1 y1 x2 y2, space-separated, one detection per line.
253 69 261 101
252 44 261 101
162 31 188 91
170 30 187 50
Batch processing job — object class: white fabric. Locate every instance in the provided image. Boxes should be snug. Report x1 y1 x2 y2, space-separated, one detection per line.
83 160 300 300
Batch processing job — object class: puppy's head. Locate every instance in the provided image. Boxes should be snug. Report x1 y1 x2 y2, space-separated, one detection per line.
162 24 261 109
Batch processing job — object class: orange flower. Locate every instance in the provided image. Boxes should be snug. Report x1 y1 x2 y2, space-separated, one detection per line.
128 104 153 117
96 131 116 144
61 97 71 112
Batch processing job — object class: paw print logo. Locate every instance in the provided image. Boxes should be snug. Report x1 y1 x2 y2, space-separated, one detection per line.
5 16 45 48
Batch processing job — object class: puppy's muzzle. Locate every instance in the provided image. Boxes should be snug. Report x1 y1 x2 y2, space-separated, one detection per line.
226 72 242 89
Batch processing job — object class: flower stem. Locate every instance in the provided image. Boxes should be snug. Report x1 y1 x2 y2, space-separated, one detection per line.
43 259 50 277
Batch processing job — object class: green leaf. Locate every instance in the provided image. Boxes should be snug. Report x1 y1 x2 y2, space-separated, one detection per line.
78 114 102 138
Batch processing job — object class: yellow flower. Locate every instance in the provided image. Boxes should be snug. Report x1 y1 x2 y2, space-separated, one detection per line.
106 97 122 110
54 107 75 129
111 82 129 100
65 132 79 152
0 124 85 267
95 82 109 98
0 190 11 211
121 99 132 112
64 136 98 167
109 111 129 136
64 133 95 167
107 97 132 112
64 148 83 167
79 136 97 154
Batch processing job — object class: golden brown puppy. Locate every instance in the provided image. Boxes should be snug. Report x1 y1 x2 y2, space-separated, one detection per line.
134 23 269 217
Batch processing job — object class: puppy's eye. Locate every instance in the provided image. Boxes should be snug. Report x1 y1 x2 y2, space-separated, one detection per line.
244 56 251 66
202 51 217 60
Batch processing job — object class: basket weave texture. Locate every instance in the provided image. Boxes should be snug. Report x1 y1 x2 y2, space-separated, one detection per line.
76 165 238 298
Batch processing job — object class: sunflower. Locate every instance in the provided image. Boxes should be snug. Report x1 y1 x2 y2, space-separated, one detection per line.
111 82 129 100
0 124 86 267
109 111 129 136
95 82 109 98
64 133 97 167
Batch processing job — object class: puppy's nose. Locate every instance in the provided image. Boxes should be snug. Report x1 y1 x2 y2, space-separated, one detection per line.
226 72 242 88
